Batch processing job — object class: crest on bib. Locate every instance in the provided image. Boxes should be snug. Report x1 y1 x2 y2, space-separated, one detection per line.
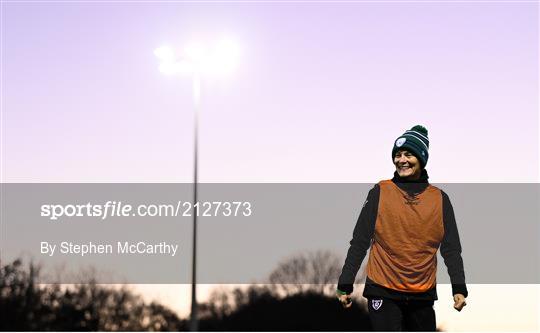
372 299 383 310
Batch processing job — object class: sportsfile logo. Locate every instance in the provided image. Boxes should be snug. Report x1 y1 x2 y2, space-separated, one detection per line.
40 200 252 221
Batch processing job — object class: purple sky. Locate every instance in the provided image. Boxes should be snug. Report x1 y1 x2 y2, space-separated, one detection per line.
2 2 538 182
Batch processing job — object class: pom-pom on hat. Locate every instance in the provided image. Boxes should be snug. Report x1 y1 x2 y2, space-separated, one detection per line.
392 125 430 168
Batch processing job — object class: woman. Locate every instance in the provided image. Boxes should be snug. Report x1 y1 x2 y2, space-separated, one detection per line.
336 125 467 331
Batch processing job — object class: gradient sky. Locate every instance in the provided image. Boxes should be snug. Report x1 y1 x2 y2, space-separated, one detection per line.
2 2 539 331
2 2 538 182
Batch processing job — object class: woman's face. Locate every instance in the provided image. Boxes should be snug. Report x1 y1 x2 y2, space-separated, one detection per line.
394 149 422 179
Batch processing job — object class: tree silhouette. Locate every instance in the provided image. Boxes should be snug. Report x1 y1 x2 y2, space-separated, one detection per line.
0 259 186 331
1 252 376 331
196 251 372 331
267 250 364 297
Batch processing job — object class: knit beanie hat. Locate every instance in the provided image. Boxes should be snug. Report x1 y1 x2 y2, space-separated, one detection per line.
391 125 430 168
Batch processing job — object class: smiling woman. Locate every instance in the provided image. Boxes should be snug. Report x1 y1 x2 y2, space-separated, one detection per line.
337 125 468 331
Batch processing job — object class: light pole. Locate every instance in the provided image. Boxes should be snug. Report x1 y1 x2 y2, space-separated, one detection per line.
155 40 239 331
191 70 200 332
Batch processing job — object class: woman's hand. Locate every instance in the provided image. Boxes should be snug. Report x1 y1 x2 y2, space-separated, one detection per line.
336 291 352 308
453 294 467 311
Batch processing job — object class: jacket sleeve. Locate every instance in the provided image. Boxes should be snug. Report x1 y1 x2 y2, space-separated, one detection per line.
440 190 469 298
337 184 379 294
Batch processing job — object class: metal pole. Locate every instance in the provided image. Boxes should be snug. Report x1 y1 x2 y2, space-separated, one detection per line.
189 72 201 332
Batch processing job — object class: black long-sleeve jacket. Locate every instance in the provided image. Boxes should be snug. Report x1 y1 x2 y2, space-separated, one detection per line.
337 169 468 300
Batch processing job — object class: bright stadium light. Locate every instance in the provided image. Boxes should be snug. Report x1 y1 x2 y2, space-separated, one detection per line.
154 39 240 77
184 43 207 63
154 46 175 62
208 39 240 75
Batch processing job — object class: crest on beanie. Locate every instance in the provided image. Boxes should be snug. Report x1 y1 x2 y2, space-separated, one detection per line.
392 125 430 167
